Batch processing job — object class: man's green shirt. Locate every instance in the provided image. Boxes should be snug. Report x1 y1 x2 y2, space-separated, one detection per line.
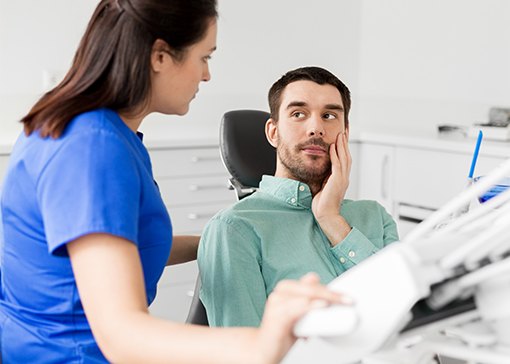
198 175 399 327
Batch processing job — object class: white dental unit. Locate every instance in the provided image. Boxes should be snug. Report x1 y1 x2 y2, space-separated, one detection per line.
290 158 510 364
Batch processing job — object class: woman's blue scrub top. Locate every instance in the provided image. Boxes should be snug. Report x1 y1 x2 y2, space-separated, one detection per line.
0 108 172 363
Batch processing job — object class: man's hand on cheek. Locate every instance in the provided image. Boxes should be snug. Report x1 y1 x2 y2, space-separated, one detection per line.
312 132 352 246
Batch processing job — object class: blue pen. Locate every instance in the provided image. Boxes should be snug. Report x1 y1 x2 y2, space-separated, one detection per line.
468 130 483 179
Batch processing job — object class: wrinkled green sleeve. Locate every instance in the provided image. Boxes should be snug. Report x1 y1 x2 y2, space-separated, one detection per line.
198 216 267 327
329 202 399 270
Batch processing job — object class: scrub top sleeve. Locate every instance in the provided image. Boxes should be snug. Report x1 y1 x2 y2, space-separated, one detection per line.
37 130 141 255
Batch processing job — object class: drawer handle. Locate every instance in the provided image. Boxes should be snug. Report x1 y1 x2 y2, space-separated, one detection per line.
188 184 228 191
190 156 220 163
187 212 216 220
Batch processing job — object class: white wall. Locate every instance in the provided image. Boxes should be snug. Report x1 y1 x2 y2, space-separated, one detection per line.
0 0 362 141
357 0 510 134
1 1 509 141
0 1 98 136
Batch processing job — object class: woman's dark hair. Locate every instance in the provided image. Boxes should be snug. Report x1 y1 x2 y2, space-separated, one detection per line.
22 0 218 138
268 66 351 129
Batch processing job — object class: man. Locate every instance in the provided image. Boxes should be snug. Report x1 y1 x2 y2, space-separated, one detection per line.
198 66 398 327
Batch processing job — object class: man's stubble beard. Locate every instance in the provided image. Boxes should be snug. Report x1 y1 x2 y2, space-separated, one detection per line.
277 137 332 193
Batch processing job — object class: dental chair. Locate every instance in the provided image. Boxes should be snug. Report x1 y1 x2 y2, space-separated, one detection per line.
219 109 275 200
186 109 274 325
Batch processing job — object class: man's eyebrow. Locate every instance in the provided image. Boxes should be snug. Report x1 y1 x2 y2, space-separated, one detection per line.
285 101 344 111
286 101 307 109
324 103 344 111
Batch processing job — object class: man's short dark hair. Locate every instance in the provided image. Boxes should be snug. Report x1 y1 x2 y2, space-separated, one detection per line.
268 66 351 128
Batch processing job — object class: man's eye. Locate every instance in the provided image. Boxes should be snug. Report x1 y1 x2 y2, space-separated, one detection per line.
292 112 305 118
203 55 212 62
323 113 337 120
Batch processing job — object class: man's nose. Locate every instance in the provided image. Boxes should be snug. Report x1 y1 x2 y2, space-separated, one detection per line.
308 117 325 137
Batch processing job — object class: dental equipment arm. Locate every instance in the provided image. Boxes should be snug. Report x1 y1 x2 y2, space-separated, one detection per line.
293 158 510 364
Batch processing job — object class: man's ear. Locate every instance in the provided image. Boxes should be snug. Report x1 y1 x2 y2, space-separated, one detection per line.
265 118 279 148
345 126 350 140
150 39 172 73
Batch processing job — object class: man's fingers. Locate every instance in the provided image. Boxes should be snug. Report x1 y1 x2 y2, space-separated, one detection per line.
329 142 340 169
343 132 352 175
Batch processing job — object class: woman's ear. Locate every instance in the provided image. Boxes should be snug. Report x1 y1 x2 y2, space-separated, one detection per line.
150 39 172 73
265 118 279 148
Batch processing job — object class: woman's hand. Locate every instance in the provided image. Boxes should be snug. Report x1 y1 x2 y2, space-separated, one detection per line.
256 273 349 364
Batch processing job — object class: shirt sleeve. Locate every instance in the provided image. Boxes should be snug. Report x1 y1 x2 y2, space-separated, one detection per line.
198 215 267 327
329 202 399 270
36 130 141 255
329 227 379 269
381 206 399 246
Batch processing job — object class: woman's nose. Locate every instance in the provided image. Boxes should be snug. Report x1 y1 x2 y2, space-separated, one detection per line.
202 64 211 82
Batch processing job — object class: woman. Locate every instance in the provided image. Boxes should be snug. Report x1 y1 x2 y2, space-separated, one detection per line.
0 0 347 363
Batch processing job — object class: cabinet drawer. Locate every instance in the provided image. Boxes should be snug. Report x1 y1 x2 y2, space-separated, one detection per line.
357 143 395 215
168 202 231 234
160 261 198 286
158 175 234 207
150 148 226 178
149 280 196 322
395 147 506 210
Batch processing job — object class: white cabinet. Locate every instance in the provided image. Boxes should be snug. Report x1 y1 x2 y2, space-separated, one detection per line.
345 140 359 200
357 142 396 215
394 147 506 211
356 135 510 239
394 147 507 238
147 144 236 322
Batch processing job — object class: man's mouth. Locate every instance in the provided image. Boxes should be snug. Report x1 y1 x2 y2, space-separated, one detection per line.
299 138 329 156
302 145 327 155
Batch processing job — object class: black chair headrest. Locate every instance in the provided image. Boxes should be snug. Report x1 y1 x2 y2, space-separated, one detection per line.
220 110 276 189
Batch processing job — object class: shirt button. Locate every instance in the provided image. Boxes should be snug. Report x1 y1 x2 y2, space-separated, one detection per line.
339 257 346 264
348 251 356 258
299 185 305 192
290 198 296 204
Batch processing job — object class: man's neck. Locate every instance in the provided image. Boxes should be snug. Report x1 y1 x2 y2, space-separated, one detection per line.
307 181 322 197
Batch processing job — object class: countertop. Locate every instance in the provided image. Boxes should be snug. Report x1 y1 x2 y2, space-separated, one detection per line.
2 129 510 158
0 132 219 155
353 130 510 158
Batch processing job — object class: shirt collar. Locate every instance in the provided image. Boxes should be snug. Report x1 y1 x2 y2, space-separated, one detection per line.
102 108 144 145
259 175 313 209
